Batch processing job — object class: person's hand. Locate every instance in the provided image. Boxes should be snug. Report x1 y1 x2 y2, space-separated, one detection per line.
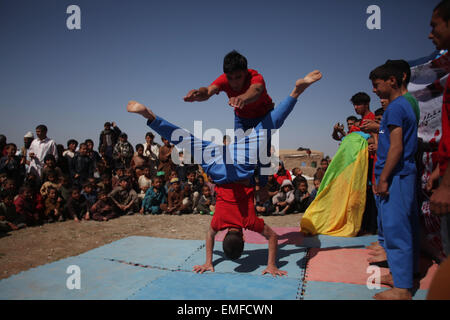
229 96 245 109
360 120 380 133
376 179 389 197
430 184 450 216
193 263 215 274
184 89 202 102
262 265 287 277
426 168 441 192
139 207 144 214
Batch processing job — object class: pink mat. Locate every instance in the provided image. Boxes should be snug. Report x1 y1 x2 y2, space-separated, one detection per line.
215 227 302 245
305 248 438 290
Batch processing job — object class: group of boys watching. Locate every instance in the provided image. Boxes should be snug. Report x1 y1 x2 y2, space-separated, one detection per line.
0 121 321 232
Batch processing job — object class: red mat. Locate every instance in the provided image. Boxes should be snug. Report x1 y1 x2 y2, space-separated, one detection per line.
215 227 302 245
305 248 438 290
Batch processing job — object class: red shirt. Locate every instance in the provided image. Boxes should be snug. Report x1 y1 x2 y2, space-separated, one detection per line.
439 77 450 176
211 183 265 233
274 170 292 185
348 112 375 133
211 69 274 119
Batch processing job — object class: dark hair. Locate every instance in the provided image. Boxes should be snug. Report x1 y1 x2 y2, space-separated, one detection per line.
6 143 17 150
145 132 154 139
346 116 358 122
434 0 450 22
375 107 385 117
135 143 144 150
71 186 81 193
85 139 94 145
67 139 78 148
44 154 56 163
223 230 244 260
36 124 48 132
350 92 370 106
369 63 403 88
223 50 248 74
385 59 411 85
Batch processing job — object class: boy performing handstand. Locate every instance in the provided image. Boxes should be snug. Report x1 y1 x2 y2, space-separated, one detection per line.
127 70 322 276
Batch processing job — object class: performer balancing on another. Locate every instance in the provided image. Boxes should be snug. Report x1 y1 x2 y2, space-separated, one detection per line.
183 50 276 183
127 70 322 277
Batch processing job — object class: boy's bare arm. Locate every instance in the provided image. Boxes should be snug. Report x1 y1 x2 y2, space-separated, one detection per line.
260 224 287 277
229 83 264 109
184 85 219 102
377 125 403 197
193 226 217 274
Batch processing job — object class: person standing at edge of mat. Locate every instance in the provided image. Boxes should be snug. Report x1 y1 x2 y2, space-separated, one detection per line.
370 62 420 300
127 70 323 277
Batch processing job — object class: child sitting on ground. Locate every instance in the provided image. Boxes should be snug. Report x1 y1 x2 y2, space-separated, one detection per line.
90 190 118 221
108 177 139 216
0 191 26 231
272 179 295 215
67 186 89 222
197 185 216 215
137 166 152 200
81 182 97 210
140 176 167 215
97 173 113 194
14 184 42 226
309 177 321 202
294 180 311 213
166 178 191 215
43 186 64 222
254 178 274 216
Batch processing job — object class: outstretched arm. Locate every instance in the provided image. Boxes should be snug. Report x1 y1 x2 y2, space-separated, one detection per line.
184 85 220 102
193 226 217 274
229 83 265 109
260 224 287 277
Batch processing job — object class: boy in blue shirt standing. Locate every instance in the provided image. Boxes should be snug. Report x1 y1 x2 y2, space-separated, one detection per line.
369 63 420 300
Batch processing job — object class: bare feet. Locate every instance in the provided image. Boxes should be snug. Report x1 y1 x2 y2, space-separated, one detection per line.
290 70 322 99
127 100 156 121
373 288 412 300
380 273 394 287
367 250 387 263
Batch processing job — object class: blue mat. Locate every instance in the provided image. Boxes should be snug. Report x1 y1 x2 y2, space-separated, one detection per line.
129 271 301 300
0 235 429 300
303 281 428 300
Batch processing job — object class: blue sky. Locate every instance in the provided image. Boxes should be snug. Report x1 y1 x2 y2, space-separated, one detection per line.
0 0 439 157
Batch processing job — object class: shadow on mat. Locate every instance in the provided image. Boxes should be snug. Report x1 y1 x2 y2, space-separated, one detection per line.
212 244 308 273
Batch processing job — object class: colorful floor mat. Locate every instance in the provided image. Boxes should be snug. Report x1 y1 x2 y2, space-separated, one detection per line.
0 228 436 300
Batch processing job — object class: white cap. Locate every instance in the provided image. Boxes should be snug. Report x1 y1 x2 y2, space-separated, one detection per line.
24 131 34 138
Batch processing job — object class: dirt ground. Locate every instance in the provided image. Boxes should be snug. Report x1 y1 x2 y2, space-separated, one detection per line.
0 213 302 280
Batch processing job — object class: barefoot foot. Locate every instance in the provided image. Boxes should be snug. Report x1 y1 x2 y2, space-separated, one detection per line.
373 288 412 300
127 100 156 121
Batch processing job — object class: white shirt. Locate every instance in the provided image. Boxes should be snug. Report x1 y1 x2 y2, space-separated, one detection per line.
28 137 58 178
143 142 160 161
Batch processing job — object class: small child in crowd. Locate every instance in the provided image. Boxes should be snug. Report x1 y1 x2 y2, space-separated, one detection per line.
66 186 89 222
81 182 97 209
90 190 118 221
0 191 26 231
141 176 166 215
108 177 139 216
272 179 295 215
166 178 191 215
294 180 311 213
43 186 64 222
197 185 216 215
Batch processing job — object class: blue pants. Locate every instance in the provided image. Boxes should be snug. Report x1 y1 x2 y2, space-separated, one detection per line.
147 96 297 185
375 174 420 289
234 114 273 186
